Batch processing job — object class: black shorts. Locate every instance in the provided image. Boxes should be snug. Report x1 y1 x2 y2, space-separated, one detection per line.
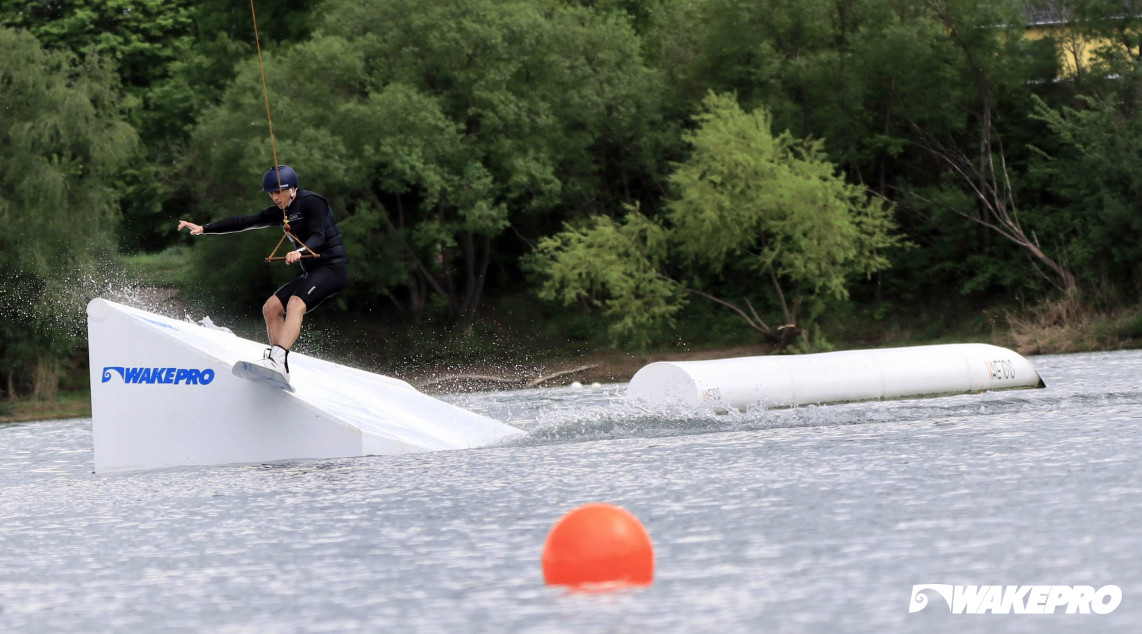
273 262 348 312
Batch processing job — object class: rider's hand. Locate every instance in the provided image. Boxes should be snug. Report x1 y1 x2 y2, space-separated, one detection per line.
177 220 203 236
285 250 303 265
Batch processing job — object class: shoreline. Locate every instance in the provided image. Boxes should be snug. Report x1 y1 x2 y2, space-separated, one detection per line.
401 344 774 393
5 334 1135 423
0 344 774 423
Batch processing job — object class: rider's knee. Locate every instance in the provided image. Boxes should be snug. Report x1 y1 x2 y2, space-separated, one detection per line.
263 296 284 319
286 295 308 315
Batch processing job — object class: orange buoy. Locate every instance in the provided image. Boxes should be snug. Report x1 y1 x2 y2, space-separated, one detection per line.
542 503 654 588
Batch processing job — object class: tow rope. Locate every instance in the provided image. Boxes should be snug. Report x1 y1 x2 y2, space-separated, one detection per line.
249 0 319 263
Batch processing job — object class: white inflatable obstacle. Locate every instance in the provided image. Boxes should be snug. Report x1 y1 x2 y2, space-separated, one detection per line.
627 343 1045 411
87 298 523 473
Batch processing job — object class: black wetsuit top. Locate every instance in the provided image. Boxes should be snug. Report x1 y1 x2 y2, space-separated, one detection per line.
202 190 348 274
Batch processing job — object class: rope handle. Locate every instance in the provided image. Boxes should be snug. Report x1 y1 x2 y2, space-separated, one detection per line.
264 230 322 262
266 255 320 262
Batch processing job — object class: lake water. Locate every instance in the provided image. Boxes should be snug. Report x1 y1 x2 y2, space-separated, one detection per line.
1 350 1139 633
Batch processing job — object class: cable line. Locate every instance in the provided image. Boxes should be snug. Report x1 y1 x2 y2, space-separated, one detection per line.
249 0 319 263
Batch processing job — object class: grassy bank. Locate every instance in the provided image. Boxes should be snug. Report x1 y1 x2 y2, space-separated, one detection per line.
0 390 91 424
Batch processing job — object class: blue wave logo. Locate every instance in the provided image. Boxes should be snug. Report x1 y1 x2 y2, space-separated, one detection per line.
102 366 216 385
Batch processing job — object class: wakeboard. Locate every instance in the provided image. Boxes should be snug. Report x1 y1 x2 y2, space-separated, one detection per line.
232 360 294 392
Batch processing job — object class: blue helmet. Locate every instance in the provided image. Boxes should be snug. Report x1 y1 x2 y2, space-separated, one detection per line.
261 165 299 192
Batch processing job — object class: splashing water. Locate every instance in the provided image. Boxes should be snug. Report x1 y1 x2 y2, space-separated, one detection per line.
0 259 216 349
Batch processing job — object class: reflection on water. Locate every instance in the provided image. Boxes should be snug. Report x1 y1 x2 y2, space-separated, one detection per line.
1 351 1141 633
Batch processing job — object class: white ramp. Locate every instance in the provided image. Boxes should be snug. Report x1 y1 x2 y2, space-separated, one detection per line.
627 343 1045 411
87 298 523 473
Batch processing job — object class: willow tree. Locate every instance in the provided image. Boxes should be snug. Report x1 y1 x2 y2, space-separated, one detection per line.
0 27 136 398
531 92 901 347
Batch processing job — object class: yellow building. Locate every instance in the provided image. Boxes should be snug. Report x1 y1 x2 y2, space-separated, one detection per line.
1023 1 1135 78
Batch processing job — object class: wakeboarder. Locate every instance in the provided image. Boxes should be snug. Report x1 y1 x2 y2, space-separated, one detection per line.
177 165 348 387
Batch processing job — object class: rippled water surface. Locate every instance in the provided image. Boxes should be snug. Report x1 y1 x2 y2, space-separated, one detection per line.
2 350 1140 633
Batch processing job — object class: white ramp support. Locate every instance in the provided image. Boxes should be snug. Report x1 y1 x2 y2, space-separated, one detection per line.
87 298 523 473
627 343 1045 411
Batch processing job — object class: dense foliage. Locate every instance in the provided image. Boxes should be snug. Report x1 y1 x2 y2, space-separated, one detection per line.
3 0 1142 395
531 92 901 346
0 26 136 397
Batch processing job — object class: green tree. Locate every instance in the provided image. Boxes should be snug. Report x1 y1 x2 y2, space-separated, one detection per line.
530 211 682 341
0 0 321 253
656 0 1072 312
1021 1 1142 295
902 0 1074 298
127 0 319 253
531 92 900 347
0 27 136 398
1030 93 1142 290
186 0 667 328
0 0 194 90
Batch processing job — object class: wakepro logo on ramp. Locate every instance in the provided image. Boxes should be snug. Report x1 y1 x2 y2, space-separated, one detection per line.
102 366 216 385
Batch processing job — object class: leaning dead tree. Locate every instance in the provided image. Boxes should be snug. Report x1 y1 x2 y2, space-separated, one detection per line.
916 0 1077 297
910 126 1078 297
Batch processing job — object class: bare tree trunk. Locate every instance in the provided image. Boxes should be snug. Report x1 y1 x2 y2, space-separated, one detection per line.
408 275 427 324
977 100 993 253
365 189 453 320
32 356 59 402
454 233 491 330
879 74 897 197
767 266 793 326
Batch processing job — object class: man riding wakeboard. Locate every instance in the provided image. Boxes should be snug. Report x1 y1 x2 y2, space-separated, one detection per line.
177 165 349 386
